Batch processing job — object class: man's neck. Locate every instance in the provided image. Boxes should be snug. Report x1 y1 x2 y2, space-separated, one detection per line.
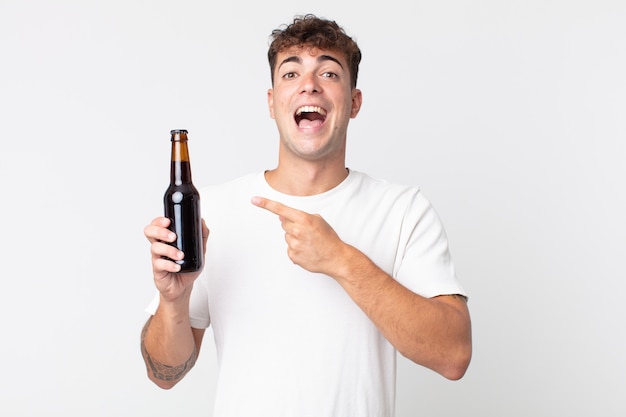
264 160 349 197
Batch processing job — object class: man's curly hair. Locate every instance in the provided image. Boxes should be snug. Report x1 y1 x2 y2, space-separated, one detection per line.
268 14 362 89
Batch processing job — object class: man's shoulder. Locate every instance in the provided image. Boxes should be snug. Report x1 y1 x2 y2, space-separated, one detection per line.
348 169 422 199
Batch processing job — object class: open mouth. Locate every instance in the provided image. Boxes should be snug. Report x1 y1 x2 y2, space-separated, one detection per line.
295 105 327 129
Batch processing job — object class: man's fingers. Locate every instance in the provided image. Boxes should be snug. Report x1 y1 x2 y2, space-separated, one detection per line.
144 217 176 243
153 255 183 274
251 196 297 219
151 240 183 261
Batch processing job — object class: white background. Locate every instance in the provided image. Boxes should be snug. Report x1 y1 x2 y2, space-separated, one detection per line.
1 0 625 416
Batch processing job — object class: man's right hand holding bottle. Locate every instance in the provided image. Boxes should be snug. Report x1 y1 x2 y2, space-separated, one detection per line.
143 216 209 303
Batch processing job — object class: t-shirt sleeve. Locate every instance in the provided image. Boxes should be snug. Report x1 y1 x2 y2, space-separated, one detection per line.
144 291 160 315
189 271 211 329
394 191 467 299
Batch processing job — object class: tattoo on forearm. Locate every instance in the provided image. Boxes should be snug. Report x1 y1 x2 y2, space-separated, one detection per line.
141 317 198 382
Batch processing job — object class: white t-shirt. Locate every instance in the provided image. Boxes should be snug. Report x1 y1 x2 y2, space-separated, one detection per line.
147 170 465 417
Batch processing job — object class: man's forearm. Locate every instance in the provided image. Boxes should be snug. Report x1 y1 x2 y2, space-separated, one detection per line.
141 302 198 389
333 244 472 380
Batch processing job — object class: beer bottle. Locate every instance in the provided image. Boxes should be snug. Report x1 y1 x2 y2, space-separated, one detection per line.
163 129 204 272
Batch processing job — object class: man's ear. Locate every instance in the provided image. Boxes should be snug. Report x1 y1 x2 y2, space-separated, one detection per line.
350 89 362 119
267 88 275 119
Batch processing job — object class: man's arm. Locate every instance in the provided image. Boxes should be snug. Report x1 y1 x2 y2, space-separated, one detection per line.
141 302 205 389
141 216 209 389
251 197 472 380
329 245 471 380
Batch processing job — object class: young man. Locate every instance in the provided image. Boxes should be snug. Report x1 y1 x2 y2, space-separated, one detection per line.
142 14 471 417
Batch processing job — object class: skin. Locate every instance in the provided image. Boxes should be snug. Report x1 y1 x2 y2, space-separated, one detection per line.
141 216 208 389
141 46 472 389
265 46 362 195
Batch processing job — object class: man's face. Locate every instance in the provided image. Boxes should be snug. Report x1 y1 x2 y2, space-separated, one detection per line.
267 46 362 162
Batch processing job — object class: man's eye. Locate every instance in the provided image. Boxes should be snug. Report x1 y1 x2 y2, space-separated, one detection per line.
322 72 338 79
283 72 297 79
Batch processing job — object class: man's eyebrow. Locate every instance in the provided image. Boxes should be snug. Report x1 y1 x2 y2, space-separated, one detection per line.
278 55 302 70
277 54 344 70
318 54 344 69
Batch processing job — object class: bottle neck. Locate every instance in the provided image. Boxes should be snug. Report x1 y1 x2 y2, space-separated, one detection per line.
170 139 193 185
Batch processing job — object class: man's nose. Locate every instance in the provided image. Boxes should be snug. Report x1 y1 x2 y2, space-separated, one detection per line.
300 72 321 94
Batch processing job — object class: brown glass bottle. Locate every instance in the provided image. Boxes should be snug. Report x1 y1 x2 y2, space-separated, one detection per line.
163 129 204 272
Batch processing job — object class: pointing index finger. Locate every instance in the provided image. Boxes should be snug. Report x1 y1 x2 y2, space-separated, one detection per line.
251 196 293 218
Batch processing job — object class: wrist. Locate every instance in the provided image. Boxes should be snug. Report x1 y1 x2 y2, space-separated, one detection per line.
157 290 191 319
333 244 375 287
